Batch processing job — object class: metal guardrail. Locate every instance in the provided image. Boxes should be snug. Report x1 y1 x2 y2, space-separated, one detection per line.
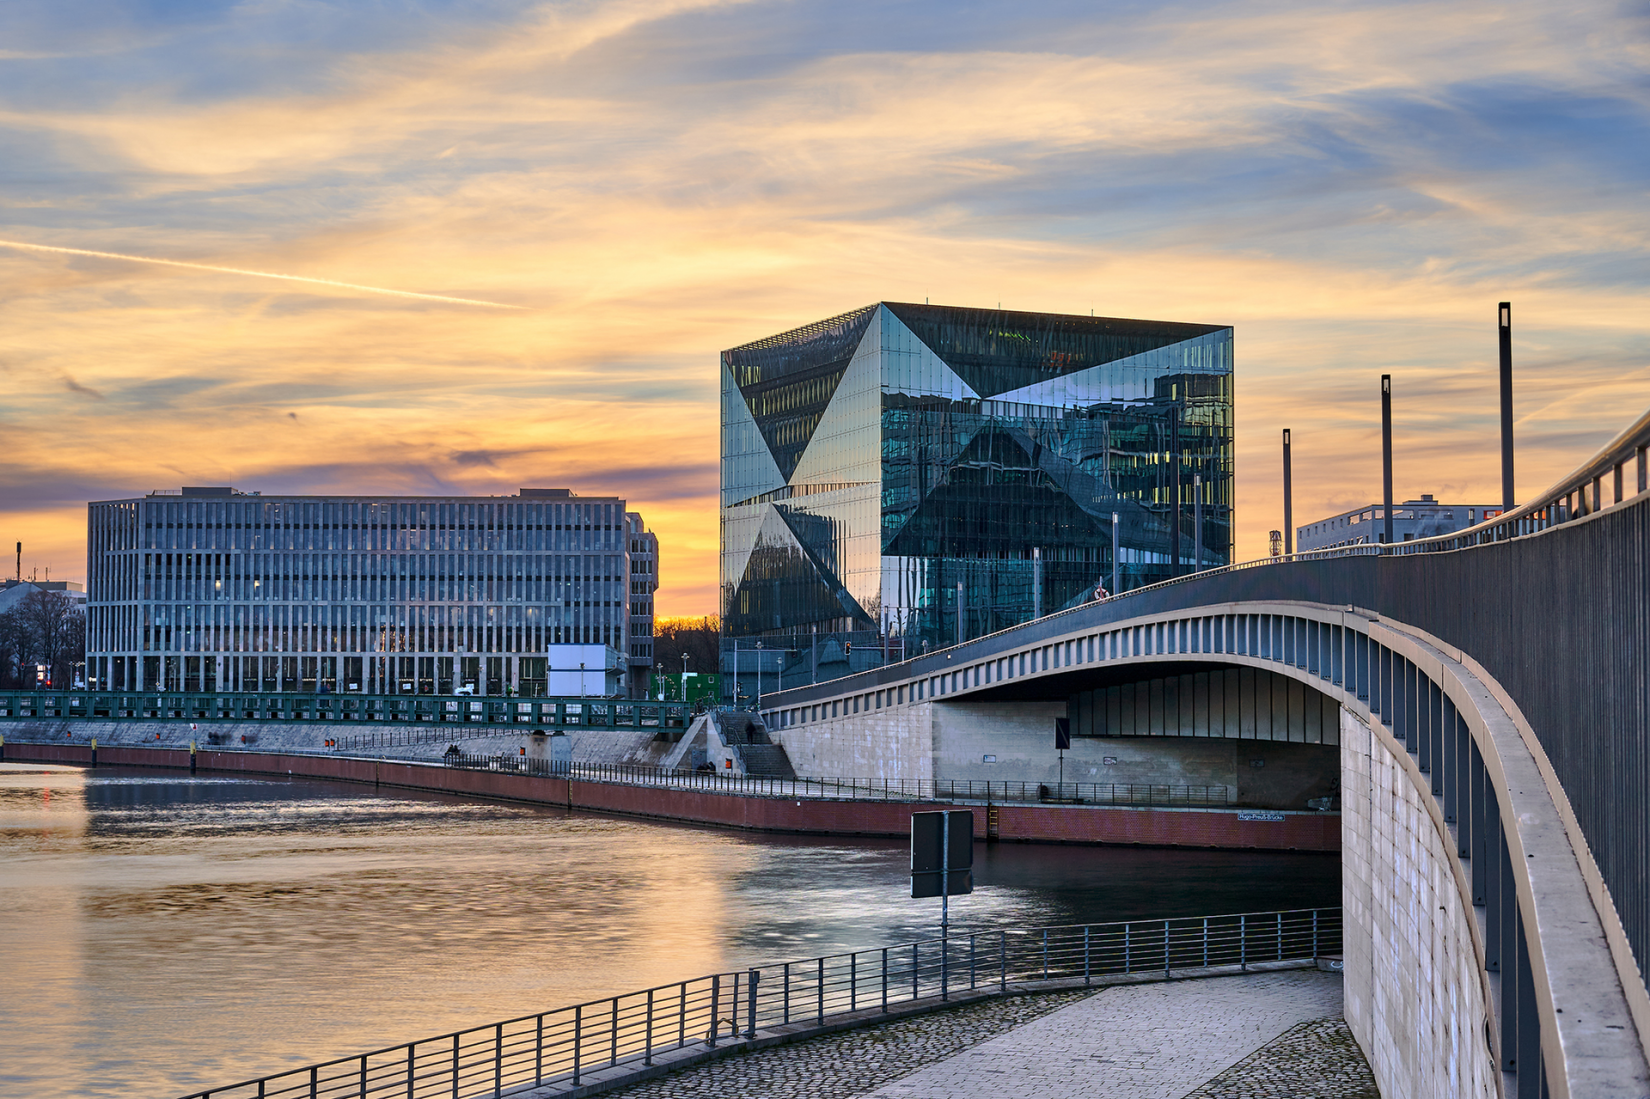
179 907 1339 1099
442 753 1232 808
772 403 1650 713
0 691 693 732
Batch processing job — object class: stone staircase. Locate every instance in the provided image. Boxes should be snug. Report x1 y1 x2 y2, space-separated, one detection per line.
734 741 797 779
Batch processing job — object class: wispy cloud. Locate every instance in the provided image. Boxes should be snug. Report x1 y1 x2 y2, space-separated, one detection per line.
0 239 522 308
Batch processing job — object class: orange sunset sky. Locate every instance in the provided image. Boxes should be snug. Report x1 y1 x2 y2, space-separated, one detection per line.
2 0 1647 616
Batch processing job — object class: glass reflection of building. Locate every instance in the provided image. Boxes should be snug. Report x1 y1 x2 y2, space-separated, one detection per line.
721 303 1234 692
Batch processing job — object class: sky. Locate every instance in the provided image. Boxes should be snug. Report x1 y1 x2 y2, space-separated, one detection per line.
2 0 1647 616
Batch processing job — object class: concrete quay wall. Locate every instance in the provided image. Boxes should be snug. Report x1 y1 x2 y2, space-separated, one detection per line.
0 738 1339 851
773 699 1338 809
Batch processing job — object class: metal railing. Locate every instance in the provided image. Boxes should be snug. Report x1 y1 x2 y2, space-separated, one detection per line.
180 907 1339 1099
441 753 1232 808
771 406 1650 714
0 691 692 732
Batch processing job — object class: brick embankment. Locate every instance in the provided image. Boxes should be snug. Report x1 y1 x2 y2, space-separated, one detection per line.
0 735 1339 851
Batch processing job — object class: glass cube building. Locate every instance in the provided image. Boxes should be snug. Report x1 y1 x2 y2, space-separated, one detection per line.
721 303 1233 692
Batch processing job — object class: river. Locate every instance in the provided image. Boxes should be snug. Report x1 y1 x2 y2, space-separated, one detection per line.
0 761 1339 1098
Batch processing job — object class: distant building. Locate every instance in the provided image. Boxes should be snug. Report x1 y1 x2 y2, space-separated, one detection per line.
721 302 1234 692
0 579 87 613
625 512 658 673
1296 494 1505 551
85 486 657 696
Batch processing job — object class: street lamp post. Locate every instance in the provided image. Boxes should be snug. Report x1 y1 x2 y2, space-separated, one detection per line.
754 642 763 712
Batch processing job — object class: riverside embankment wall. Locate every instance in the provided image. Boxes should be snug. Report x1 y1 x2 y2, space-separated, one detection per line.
0 738 1339 851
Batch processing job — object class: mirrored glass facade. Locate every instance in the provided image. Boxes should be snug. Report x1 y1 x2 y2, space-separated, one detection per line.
722 303 1234 692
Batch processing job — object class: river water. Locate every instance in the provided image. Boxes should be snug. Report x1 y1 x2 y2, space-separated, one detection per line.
0 762 1339 1099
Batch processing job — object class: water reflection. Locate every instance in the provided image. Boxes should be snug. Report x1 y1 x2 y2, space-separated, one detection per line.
0 763 1337 1099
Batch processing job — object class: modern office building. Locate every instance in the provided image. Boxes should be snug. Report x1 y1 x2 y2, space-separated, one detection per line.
84 486 657 695
1295 494 1504 551
625 511 659 671
721 302 1234 691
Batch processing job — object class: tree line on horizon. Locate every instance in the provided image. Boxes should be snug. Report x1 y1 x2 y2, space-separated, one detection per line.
651 615 719 675
0 590 85 690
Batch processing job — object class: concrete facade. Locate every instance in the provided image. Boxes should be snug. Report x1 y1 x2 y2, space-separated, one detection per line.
1340 706 1495 1098
771 701 938 780
772 697 1338 809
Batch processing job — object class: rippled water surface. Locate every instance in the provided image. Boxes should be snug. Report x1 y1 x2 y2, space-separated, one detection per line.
0 762 1338 1098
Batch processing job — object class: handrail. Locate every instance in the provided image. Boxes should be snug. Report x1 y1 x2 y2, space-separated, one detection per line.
772 402 1650 700
0 691 695 732
178 907 1340 1099
441 753 1237 809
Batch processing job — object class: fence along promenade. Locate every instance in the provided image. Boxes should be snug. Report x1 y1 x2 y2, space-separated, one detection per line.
443 752 1234 808
178 907 1340 1099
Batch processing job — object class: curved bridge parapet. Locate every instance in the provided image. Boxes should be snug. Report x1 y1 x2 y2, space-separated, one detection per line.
764 409 1650 1097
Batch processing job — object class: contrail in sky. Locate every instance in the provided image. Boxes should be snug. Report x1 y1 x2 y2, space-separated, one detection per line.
0 239 523 309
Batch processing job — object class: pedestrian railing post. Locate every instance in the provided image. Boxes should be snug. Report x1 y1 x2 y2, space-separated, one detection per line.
783 962 791 1025
406 1044 414 1098
1084 926 1091 985
494 1023 503 1097
970 933 978 990
1312 910 1320 958
645 990 654 1066
817 957 825 1026
1202 917 1209 969
1124 924 1131 972
1240 915 1247 971
450 1034 459 1099
850 952 857 1012
709 976 720 1047
678 983 686 1049
1000 930 1008 992
536 1014 544 1084
573 1005 582 1083
912 942 919 999
1164 921 1171 977
359 1055 367 1099
1277 912 1284 961
881 947 889 1013
728 975 739 1052
747 970 758 1038
1042 929 1049 979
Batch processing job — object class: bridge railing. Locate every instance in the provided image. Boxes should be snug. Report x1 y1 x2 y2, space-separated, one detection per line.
841 404 1650 685
441 753 1233 808
0 691 694 732
179 907 1339 1099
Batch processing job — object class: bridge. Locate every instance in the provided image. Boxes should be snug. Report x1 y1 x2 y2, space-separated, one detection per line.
762 408 1650 1098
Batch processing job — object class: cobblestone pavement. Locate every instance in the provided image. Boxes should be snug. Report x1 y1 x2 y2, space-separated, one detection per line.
865 970 1348 1099
598 970 1378 1099
1182 1015 1379 1098
599 989 1097 1099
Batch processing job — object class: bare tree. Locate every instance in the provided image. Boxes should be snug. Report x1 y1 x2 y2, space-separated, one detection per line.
0 610 27 689
653 615 720 674
15 590 85 689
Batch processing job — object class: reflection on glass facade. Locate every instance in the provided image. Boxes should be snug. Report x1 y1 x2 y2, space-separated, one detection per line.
85 487 657 696
721 303 1234 691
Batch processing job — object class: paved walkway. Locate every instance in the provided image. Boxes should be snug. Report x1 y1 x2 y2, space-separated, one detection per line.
600 969 1377 1098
